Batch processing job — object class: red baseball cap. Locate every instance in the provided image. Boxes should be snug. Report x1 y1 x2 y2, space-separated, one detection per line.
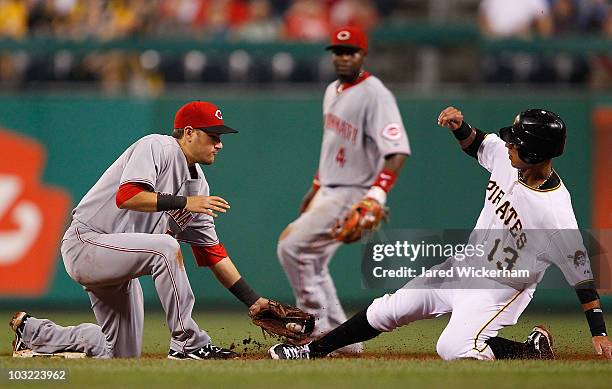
174 101 238 134
326 26 368 53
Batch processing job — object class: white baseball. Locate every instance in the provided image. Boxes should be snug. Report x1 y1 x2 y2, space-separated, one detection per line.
286 322 303 333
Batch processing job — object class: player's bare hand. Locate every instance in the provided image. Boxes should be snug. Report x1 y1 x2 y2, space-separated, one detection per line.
185 195 230 217
437 106 464 131
592 335 612 360
248 297 270 317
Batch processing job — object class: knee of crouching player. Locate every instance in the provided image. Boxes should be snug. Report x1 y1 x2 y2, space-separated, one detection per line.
155 235 181 259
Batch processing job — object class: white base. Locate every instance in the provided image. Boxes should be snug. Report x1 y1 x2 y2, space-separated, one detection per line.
13 349 86 359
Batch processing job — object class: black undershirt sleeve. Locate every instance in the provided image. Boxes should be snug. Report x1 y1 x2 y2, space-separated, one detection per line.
462 128 487 159
575 280 600 304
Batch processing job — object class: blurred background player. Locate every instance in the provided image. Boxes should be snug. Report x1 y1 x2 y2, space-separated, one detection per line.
276 25 410 353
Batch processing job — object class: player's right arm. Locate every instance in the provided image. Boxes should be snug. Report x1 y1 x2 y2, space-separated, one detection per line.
114 136 229 217
438 106 509 174
438 106 487 156
299 172 320 214
117 188 230 217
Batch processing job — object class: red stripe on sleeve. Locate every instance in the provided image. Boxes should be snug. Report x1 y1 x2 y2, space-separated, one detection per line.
116 182 147 208
192 243 228 267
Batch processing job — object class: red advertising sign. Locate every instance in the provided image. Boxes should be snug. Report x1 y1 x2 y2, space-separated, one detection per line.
0 130 71 296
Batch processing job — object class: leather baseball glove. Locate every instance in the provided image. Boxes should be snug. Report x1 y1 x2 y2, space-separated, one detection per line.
331 198 387 243
250 300 315 342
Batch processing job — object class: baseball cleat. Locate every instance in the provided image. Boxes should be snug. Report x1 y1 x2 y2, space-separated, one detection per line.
167 343 238 360
9 311 30 356
525 325 555 360
9 311 87 359
268 343 311 360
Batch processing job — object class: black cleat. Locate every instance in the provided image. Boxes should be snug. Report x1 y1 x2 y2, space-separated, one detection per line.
268 343 311 360
168 343 238 360
525 325 555 360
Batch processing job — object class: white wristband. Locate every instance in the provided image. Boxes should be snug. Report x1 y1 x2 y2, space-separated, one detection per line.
365 186 387 205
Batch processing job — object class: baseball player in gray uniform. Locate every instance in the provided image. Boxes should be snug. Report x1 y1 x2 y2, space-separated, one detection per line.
270 107 612 360
9 101 270 360
277 26 411 352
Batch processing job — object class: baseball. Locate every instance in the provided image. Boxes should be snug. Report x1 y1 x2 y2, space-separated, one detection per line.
286 322 303 333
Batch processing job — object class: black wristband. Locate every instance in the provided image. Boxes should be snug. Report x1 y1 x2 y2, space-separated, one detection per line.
156 194 187 211
585 308 607 337
452 121 473 141
228 277 261 307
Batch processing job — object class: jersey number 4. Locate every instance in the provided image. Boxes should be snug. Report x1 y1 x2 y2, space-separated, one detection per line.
336 147 346 167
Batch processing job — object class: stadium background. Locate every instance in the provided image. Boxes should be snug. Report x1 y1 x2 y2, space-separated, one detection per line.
0 0 610 311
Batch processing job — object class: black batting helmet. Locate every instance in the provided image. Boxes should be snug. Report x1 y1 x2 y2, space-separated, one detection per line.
499 109 566 164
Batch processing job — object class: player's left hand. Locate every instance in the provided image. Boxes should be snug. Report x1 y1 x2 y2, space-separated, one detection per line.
592 335 612 360
248 297 270 317
331 198 387 243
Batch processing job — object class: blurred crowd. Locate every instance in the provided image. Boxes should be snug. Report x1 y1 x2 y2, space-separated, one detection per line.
0 0 393 94
0 0 392 41
0 0 610 93
480 0 611 38
479 0 612 87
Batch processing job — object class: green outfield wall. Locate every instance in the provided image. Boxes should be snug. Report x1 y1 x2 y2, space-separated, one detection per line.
0 91 610 310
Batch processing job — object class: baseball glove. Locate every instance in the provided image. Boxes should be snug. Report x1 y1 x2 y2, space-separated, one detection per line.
250 300 315 342
331 198 387 243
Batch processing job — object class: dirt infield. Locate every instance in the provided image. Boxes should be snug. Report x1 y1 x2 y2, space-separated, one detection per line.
136 351 604 361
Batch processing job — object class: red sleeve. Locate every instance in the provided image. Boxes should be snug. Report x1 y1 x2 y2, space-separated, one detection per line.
191 243 228 267
116 182 148 208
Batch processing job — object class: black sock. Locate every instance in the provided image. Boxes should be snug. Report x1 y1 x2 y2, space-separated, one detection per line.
309 308 381 357
485 336 538 359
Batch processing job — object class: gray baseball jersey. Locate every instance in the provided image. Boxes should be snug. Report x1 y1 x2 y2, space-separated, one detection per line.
318 74 411 187
278 74 410 349
23 134 222 358
70 134 218 247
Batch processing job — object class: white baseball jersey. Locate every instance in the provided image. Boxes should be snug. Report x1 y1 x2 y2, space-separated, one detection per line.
318 74 411 187
70 134 219 247
366 131 592 361
463 134 592 288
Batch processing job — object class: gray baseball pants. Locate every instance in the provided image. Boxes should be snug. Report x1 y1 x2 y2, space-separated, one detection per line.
277 186 366 336
20 221 210 358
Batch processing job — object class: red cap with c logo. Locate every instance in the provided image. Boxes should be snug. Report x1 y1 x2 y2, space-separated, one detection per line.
326 26 368 53
174 101 238 134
